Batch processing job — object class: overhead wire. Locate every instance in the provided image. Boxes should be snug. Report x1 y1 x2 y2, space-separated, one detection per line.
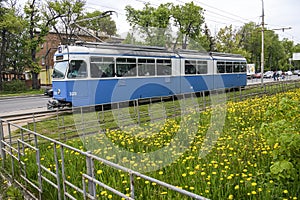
84 0 298 43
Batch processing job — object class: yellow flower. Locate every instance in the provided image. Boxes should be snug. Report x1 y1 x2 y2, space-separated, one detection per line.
234 185 239 190
182 173 187 177
108 195 112 199
228 194 234 199
158 171 163 175
251 191 257 195
283 190 288 194
200 172 206 176
189 171 195 175
251 182 257 187
97 170 103 174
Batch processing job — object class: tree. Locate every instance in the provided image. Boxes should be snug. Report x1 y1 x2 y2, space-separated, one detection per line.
44 0 86 44
125 3 173 47
24 0 70 89
171 2 205 49
0 1 24 90
237 22 261 65
78 10 117 38
215 25 237 53
187 24 215 52
281 38 294 71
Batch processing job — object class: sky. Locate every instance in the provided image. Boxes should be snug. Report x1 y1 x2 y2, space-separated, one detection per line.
84 0 300 44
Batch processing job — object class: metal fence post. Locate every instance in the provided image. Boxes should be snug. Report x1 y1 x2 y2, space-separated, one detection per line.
0 120 6 164
136 100 140 125
129 172 135 199
86 152 96 198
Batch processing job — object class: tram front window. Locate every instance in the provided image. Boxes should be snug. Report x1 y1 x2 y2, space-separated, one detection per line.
52 61 68 79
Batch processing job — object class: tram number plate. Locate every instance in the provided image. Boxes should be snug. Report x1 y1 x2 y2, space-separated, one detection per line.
69 91 77 96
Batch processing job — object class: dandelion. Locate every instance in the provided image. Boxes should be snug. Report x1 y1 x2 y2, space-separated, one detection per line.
200 172 206 176
234 185 239 190
160 192 167 195
190 186 194 190
228 194 234 199
283 190 288 194
189 171 195 175
182 173 187 177
97 170 103 174
108 195 112 199
251 182 257 187
251 191 257 195
158 171 163 175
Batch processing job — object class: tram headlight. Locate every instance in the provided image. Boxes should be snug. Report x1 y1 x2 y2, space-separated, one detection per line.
57 89 61 95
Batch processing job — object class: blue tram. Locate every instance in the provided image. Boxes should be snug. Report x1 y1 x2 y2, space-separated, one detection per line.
48 41 247 108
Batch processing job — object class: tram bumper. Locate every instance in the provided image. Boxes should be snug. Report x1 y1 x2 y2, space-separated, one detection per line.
47 98 70 109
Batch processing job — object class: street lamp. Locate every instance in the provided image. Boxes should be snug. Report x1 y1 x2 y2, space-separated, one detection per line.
261 0 265 87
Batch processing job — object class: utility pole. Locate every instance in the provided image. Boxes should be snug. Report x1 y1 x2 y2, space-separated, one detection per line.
261 0 264 87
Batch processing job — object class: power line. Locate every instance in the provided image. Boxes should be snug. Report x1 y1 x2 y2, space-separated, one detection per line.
83 0 299 43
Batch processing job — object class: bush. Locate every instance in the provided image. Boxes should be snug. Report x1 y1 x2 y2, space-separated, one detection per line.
2 80 27 92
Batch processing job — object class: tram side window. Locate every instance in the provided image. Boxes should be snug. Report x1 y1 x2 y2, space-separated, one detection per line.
197 61 208 74
226 62 233 73
90 57 114 78
217 62 225 73
116 58 137 77
157 59 171 76
67 60 87 78
240 62 247 72
138 59 155 76
233 62 240 73
185 60 196 74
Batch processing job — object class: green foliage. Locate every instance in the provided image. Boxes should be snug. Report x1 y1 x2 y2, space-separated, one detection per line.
171 2 204 49
79 10 117 36
261 97 300 183
43 0 86 44
2 80 27 92
125 3 173 47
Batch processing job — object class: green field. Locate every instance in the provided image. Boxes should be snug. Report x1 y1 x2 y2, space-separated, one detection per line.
2 88 298 199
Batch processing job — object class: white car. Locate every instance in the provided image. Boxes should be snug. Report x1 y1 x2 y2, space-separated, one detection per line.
285 71 293 76
263 71 273 78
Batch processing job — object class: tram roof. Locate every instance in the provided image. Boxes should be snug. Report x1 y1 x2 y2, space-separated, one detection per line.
59 41 246 60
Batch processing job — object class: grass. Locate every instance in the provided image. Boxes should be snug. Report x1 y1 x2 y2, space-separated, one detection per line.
3 87 300 199
0 89 44 97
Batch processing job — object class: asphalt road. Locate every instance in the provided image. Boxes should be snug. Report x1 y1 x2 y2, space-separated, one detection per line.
0 95 50 116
